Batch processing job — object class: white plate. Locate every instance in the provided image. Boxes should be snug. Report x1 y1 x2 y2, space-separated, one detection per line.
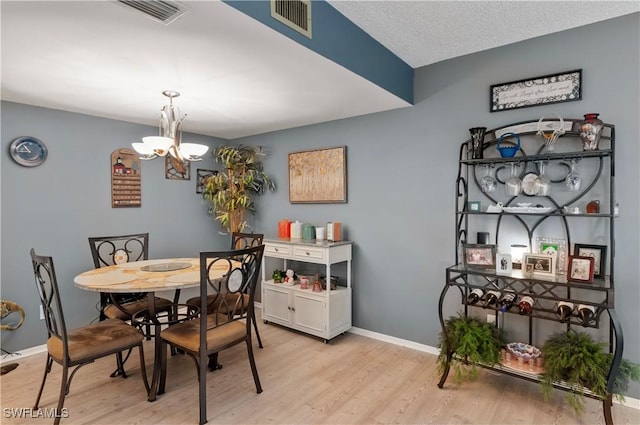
516 203 532 207
503 206 553 214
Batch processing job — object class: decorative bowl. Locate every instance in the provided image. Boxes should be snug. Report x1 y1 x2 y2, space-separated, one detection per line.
496 132 521 158
507 342 541 362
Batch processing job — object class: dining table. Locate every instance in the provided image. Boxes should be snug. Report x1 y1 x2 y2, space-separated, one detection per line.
74 257 204 401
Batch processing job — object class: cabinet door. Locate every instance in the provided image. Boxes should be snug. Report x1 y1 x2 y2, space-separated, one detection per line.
293 292 325 334
264 286 292 324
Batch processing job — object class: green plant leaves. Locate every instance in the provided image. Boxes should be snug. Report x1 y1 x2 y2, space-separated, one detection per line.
203 145 276 233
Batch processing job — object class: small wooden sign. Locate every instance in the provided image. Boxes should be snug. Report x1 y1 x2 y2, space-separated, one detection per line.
111 148 141 207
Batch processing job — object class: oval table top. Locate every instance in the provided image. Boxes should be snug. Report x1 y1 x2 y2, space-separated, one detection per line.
74 258 202 293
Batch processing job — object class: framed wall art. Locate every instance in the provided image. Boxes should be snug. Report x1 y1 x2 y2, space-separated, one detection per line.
490 69 582 112
165 155 190 180
523 253 556 277
289 146 347 203
573 244 607 279
568 255 595 283
111 148 141 208
196 169 217 194
464 244 497 269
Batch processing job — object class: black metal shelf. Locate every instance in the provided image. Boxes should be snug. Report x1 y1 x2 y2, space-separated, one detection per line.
439 117 621 425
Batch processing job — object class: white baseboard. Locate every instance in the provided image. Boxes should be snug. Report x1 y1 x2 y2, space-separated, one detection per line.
347 326 640 411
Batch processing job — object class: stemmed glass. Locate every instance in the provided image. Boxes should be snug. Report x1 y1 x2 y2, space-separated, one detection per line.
534 161 551 196
505 162 522 196
481 165 497 193
565 159 581 191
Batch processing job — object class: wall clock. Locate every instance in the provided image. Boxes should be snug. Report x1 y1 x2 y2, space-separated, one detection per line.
9 136 48 167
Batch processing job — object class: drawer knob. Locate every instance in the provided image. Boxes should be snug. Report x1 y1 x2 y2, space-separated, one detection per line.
275 248 279 252
305 251 310 256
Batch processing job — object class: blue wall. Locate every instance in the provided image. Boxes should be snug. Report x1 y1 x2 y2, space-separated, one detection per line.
1 12 638 399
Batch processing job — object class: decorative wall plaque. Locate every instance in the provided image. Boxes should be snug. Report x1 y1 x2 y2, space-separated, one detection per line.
111 148 141 207
165 155 190 180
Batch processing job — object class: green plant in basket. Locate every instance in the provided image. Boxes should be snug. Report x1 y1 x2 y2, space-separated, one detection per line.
540 330 640 414
438 314 504 383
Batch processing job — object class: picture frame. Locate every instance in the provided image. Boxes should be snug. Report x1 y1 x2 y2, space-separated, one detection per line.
464 244 497 269
196 169 217 194
496 253 513 275
467 201 481 212
573 244 607 279
165 155 190 180
289 146 347 203
535 237 567 275
568 255 595 283
490 69 582 112
523 253 556 277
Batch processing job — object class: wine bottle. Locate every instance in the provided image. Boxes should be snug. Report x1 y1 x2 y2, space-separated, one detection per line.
481 290 500 309
577 304 596 327
556 301 574 323
518 294 534 315
499 290 518 312
467 288 484 305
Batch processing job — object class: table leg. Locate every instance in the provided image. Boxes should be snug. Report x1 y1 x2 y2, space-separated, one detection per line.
146 291 162 402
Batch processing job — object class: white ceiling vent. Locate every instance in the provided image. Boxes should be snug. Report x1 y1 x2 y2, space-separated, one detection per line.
271 0 312 39
117 0 188 25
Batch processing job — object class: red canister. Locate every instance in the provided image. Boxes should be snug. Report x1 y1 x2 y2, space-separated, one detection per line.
278 219 290 238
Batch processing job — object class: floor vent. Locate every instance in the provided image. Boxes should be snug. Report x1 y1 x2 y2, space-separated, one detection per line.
270 0 312 39
118 0 188 25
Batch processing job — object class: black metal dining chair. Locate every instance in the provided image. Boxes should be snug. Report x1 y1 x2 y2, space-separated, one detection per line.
159 245 265 425
88 233 175 338
186 232 265 348
30 249 149 425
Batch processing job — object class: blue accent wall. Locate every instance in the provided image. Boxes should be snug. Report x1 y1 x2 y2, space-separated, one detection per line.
223 0 413 104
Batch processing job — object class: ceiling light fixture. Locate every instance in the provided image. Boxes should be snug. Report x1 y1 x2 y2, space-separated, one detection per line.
132 90 209 165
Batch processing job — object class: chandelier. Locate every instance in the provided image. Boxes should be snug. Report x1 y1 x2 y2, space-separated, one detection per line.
132 90 209 166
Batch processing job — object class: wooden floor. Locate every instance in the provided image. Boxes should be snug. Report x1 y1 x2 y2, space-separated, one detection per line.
1 312 638 425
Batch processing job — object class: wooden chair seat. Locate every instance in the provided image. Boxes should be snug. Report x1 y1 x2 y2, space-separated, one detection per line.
47 319 144 363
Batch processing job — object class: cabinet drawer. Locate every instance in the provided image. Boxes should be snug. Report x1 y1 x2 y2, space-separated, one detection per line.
293 246 325 262
265 243 292 258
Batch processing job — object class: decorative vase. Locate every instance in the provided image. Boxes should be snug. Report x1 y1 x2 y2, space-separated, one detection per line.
469 127 487 159
577 113 603 151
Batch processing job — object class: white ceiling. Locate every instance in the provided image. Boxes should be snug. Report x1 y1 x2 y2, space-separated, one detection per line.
2 1 638 139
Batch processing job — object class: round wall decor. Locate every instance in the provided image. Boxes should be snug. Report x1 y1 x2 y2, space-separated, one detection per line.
9 136 48 167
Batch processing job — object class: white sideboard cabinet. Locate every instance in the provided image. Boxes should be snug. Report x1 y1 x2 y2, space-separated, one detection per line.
261 238 353 342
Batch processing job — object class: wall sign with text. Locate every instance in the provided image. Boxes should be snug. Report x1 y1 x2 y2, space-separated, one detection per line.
490 69 582 112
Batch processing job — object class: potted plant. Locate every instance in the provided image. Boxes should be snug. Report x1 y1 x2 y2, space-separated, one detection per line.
438 314 504 383
540 330 640 413
203 145 275 234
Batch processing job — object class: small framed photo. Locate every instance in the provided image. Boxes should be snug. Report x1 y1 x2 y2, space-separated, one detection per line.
496 253 513 275
196 169 217 194
467 201 481 212
568 255 595 283
536 237 567 275
523 253 556 277
464 244 497 269
573 244 607 279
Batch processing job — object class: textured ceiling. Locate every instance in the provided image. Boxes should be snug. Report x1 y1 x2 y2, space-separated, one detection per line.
328 1 640 68
2 1 638 139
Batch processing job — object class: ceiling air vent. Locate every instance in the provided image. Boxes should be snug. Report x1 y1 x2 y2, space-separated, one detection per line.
270 0 312 39
118 0 188 25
